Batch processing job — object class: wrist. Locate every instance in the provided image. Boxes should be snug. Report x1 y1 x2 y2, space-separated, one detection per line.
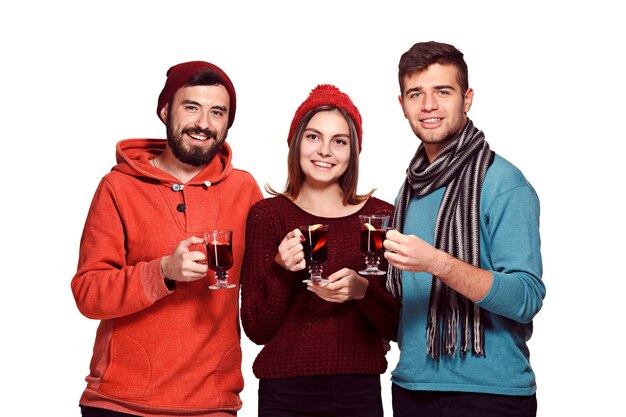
274 253 288 270
160 256 169 278
354 274 369 300
160 256 176 290
432 250 453 278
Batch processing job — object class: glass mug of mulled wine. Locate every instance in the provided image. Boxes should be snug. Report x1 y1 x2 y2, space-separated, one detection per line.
204 230 235 289
358 215 389 276
299 224 329 284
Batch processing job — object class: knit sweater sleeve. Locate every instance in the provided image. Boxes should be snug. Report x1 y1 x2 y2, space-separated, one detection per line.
476 163 545 323
241 199 298 345
71 177 170 320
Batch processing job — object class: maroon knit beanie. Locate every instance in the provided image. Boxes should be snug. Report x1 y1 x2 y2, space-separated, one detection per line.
287 84 363 152
156 61 237 128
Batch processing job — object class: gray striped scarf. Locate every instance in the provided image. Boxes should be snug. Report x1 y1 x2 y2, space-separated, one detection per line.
386 120 494 360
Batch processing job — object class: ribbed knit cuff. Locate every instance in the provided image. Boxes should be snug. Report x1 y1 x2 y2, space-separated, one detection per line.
142 258 175 302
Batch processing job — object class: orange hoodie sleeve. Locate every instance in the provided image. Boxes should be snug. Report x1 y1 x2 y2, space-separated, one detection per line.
71 177 171 320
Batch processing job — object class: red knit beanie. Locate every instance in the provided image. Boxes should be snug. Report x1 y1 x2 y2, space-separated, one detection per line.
288 84 362 152
156 61 237 128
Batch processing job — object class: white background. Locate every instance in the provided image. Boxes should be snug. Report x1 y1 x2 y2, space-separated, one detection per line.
1 1 624 416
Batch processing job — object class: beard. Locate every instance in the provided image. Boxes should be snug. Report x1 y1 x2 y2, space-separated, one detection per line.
166 114 228 167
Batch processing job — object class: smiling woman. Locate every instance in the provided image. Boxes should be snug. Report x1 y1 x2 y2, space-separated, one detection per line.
298 109 351 190
239 84 400 417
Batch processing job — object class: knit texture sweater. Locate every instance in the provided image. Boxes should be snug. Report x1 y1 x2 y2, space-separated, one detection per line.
392 154 545 396
240 196 400 380
71 139 262 416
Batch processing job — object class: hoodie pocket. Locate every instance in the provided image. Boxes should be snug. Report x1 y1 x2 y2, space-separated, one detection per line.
99 332 151 399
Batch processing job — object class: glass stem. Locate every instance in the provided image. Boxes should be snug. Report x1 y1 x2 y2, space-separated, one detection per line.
309 263 324 283
365 256 381 270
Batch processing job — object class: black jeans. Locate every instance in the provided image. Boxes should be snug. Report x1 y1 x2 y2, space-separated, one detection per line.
259 374 384 417
392 384 537 417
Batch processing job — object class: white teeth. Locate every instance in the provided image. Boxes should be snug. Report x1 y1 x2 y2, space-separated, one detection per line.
423 118 441 123
313 161 332 168
189 133 207 141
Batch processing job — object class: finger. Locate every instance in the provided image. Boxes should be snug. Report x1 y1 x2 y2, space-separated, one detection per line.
387 252 412 270
282 246 304 269
326 268 352 283
293 258 306 271
284 228 304 243
324 271 342 284
320 280 339 291
278 240 297 256
280 239 302 259
384 250 402 267
181 235 204 250
188 250 207 264
385 239 407 256
187 259 208 274
385 229 407 246
293 228 305 241
307 285 339 301
287 241 304 256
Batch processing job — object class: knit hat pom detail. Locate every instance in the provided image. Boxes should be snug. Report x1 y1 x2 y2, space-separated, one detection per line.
287 84 362 152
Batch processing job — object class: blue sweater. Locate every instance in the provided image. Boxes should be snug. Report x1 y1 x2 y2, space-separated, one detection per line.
391 154 545 396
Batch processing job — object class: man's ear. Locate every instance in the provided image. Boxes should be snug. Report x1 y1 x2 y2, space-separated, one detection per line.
463 88 474 114
398 95 408 119
159 104 169 123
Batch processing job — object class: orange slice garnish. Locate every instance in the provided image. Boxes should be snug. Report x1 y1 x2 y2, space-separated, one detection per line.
309 224 323 232
313 235 327 252
364 223 376 231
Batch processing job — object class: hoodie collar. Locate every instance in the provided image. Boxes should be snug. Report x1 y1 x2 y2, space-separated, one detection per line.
113 138 233 185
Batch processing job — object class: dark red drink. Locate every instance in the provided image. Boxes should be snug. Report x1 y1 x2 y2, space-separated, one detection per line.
207 242 233 272
360 229 386 256
300 224 328 265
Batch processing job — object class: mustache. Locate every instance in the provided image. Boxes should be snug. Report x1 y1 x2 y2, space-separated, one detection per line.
183 127 217 140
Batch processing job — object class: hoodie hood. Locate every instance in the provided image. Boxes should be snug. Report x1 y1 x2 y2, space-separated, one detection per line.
112 138 233 185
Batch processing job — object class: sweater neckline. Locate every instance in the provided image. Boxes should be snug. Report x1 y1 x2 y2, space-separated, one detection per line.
278 195 374 221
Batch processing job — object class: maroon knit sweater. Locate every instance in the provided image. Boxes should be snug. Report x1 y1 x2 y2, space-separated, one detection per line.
240 196 400 379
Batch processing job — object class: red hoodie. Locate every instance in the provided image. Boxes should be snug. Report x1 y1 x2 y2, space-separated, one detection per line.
72 139 262 416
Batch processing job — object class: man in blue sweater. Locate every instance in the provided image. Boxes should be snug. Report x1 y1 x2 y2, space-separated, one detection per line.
383 41 545 417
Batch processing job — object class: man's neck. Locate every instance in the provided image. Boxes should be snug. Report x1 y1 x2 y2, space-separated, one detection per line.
153 151 206 184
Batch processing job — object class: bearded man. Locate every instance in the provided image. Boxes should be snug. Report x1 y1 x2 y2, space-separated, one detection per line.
71 61 262 417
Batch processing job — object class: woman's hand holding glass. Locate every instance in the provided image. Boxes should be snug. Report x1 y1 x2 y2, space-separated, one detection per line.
306 267 369 303
275 228 307 272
